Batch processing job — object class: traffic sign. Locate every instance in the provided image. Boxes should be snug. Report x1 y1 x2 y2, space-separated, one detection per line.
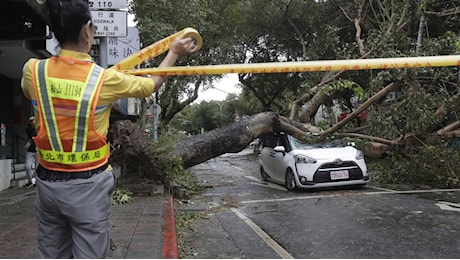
91 10 127 37
107 27 140 65
88 0 128 9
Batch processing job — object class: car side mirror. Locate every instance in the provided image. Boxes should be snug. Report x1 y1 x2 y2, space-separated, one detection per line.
274 146 286 156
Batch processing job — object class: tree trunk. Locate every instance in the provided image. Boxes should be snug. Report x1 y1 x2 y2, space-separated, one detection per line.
109 112 283 178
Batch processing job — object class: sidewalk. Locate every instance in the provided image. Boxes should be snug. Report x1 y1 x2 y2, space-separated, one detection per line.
0 184 178 259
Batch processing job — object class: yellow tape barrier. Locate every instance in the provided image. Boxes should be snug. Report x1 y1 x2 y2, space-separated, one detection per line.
120 55 460 76
111 27 459 76
111 27 203 70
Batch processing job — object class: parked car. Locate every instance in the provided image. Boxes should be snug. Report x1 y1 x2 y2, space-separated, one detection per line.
258 133 369 190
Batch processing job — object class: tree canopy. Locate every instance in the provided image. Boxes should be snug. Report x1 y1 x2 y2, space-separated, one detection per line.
124 0 460 188
130 0 459 125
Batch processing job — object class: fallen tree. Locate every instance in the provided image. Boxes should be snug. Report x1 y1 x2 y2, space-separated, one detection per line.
110 101 460 171
109 111 302 173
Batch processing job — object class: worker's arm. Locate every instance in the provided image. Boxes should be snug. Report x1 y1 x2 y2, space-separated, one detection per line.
151 32 199 92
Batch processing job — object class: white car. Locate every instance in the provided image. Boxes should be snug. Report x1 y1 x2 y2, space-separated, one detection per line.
258 133 369 190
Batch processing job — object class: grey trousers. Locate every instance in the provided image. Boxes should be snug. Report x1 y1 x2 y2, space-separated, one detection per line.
25 151 37 184
34 168 115 259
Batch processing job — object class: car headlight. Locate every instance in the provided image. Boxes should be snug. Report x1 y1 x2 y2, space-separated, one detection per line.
355 150 364 160
294 154 317 164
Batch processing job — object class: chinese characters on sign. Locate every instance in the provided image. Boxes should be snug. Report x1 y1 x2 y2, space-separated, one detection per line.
107 27 140 65
90 10 127 37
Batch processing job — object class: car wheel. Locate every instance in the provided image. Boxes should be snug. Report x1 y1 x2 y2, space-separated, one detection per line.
285 169 297 191
260 166 268 181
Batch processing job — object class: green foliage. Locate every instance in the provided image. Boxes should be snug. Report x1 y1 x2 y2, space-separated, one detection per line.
369 145 460 188
152 127 203 195
315 120 333 130
170 94 252 133
366 74 450 139
130 0 246 125
129 0 460 188
322 79 367 110
112 188 134 205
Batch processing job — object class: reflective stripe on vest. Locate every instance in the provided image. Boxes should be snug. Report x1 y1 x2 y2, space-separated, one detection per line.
35 59 106 165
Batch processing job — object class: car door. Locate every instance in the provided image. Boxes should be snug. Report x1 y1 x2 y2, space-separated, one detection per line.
270 134 290 183
259 135 278 178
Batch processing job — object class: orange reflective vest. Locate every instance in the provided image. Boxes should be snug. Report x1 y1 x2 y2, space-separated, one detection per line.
31 56 109 172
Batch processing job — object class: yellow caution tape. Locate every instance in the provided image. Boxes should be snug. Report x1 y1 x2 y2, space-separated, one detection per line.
111 27 203 70
120 55 460 76
111 27 459 75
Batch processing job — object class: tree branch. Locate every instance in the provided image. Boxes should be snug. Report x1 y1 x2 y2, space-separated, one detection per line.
335 132 396 146
321 82 396 135
425 7 460 17
437 121 460 135
354 0 367 56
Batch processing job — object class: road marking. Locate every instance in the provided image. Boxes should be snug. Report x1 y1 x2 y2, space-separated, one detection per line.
229 164 244 171
240 188 460 204
244 175 261 182
367 185 398 192
368 188 460 194
250 182 287 191
230 208 294 259
245 176 460 197
244 176 287 191
436 201 460 212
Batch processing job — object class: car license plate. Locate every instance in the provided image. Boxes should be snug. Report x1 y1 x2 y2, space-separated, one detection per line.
330 170 349 180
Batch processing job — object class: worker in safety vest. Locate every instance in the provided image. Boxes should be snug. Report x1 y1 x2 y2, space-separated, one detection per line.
20 0 198 258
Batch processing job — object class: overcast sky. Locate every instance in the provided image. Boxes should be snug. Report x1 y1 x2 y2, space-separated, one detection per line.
197 74 241 102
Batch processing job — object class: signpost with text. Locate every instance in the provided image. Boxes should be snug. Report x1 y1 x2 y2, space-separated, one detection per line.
89 0 128 68
88 0 128 9
90 10 128 37
89 1 141 117
107 27 140 66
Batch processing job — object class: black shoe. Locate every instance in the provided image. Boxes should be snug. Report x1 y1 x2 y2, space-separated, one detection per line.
25 182 33 188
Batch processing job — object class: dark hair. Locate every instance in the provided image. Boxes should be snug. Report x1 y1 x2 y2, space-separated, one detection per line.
46 0 92 44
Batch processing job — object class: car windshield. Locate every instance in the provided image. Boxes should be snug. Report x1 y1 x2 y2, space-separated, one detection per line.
288 136 348 150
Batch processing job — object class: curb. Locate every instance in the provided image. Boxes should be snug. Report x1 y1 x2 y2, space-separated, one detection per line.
162 196 178 258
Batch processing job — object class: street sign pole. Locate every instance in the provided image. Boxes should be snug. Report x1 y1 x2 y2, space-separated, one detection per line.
99 37 108 68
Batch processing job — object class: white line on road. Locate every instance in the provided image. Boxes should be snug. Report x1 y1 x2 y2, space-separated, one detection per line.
244 175 287 191
230 208 294 259
229 164 244 171
366 185 398 192
436 201 460 212
368 188 460 194
249 182 287 191
240 188 460 204
244 175 262 182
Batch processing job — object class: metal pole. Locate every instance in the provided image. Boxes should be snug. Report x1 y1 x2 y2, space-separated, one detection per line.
99 37 108 68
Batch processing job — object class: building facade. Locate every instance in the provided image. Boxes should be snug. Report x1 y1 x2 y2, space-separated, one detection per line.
0 0 50 188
